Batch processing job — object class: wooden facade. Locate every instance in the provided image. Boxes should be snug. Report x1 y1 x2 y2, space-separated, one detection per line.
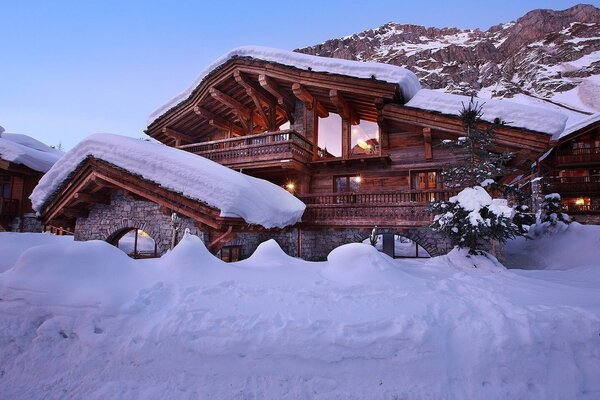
536 117 600 221
145 57 551 231
38 55 556 255
0 159 43 231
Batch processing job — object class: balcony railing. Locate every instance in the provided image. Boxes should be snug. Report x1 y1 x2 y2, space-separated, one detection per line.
0 198 18 218
563 204 600 214
299 189 458 227
543 176 600 194
179 130 313 167
556 147 600 165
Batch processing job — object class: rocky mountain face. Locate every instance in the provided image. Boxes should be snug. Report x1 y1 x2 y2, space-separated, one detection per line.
296 4 600 115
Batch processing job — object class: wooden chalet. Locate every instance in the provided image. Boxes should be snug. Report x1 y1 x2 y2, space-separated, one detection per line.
0 132 62 232
533 114 600 224
36 48 555 260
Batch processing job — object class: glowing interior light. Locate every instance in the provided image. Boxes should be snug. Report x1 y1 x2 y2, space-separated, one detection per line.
286 182 295 191
356 139 369 150
575 198 585 205
354 176 362 183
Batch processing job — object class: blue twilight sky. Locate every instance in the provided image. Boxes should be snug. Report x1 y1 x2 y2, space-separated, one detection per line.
1 0 598 150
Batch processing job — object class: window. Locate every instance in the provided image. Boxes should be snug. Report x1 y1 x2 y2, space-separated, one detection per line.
318 113 342 158
334 175 361 193
115 229 157 259
351 120 379 156
220 245 242 262
411 171 439 190
0 175 11 198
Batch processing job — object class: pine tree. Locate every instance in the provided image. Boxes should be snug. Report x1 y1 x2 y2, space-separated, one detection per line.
540 193 571 225
430 98 522 254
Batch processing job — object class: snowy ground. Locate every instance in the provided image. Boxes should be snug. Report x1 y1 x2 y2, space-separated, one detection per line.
1 227 599 399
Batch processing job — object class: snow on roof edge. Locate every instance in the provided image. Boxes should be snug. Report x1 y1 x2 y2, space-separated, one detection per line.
0 132 64 173
405 89 568 137
557 112 600 140
31 133 305 229
147 46 421 126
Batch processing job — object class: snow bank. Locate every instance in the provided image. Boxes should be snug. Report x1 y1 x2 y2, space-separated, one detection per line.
30 133 305 229
406 89 568 136
0 132 63 172
0 232 73 273
505 222 600 270
1 232 600 399
429 247 505 271
148 46 421 125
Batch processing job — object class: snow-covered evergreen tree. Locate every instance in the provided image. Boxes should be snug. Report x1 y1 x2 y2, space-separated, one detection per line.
540 193 571 225
430 99 522 254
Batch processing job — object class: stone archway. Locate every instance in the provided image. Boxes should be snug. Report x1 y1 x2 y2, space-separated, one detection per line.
104 218 170 256
357 227 451 258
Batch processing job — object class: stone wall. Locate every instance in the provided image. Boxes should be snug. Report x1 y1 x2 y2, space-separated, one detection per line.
75 192 207 255
9 213 43 233
73 191 451 261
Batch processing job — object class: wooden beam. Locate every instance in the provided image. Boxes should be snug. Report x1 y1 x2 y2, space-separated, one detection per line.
62 208 89 218
73 192 110 205
292 83 328 118
329 90 359 124
234 71 273 130
423 127 433 160
258 74 296 124
193 106 245 136
209 87 252 121
161 127 196 146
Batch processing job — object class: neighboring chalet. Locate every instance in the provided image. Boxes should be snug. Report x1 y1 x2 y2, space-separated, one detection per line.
32 47 562 260
532 113 600 224
0 127 63 232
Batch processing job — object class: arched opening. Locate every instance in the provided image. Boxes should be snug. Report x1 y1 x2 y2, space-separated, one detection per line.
109 228 158 259
362 234 431 258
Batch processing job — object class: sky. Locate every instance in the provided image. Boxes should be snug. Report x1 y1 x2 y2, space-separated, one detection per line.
1 0 597 150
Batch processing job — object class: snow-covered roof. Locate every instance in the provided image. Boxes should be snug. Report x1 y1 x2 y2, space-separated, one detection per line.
405 89 568 136
0 129 64 173
30 133 305 229
148 46 421 125
557 112 600 140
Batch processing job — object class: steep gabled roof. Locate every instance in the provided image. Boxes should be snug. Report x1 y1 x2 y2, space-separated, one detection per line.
31 133 305 229
148 46 421 127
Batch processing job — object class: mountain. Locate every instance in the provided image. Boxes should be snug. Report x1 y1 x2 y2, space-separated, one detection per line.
296 4 600 120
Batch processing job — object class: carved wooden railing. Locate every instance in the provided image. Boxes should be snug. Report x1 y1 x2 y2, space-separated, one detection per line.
0 198 18 218
563 204 600 214
556 147 600 165
299 189 459 227
543 176 600 194
179 130 313 166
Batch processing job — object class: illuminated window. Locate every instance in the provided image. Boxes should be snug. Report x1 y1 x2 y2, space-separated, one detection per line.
115 229 157 259
411 171 439 190
351 120 379 156
318 113 342 158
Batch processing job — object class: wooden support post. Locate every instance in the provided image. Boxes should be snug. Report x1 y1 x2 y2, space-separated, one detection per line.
423 127 432 160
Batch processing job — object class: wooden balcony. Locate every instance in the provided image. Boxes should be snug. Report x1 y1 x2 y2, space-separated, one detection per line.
556 147 600 165
563 204 600 214
543 176 600 194
179 130 313 169
299 189 458 228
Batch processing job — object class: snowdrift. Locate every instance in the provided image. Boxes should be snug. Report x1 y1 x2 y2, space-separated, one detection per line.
1 231 599 399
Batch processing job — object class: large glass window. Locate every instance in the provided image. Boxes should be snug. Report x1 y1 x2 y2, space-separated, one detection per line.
115 229 157 259
334 175 361 193
411 171 439 190
318 113 342 158
351 120 379 156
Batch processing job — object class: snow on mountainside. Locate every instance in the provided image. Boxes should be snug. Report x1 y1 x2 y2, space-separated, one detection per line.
296 4 600 119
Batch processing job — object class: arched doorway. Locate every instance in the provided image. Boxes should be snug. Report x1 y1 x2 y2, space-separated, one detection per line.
109 228 158 259
362 233 431 258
